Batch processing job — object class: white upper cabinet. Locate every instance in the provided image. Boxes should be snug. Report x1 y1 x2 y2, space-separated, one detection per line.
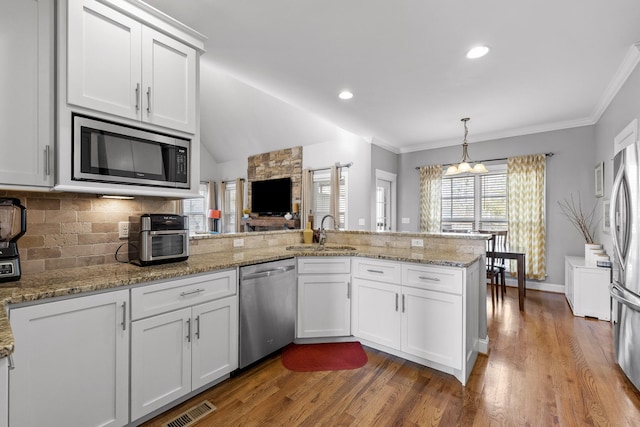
67 0 198 134
142 27 197 132
0 0 54 189
67 0 142 121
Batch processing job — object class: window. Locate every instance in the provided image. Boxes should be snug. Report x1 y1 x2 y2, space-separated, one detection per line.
311 169 347 229
182 182 210 234
223 181 237 233
441 165 507 232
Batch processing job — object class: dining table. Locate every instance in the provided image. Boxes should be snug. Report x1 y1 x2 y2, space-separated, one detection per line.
487 250 527 311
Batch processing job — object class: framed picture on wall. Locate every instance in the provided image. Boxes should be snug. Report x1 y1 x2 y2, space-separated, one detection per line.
595 162 604 197
602 198 610 233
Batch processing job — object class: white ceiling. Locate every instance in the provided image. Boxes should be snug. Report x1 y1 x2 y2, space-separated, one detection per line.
144 0 640 163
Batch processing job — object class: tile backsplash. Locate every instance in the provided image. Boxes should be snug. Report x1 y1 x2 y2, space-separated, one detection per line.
0 190 178 274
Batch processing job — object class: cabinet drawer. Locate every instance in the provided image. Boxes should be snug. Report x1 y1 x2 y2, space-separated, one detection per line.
402 263 463 295
298 257 351 274
131 269 237 320
352 258 402 284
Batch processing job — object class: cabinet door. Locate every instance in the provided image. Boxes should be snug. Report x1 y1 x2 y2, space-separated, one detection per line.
565 257 575 310
297 274 351 338
131 308 192 421
192 296 239 390
141 26 197 133
9 290 129 427
0 357 7 427
0 0 54 187
351 278 401 349
402 287 462 369
67 0 142 119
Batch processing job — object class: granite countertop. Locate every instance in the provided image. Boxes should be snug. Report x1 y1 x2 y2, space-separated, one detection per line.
0 244 480 359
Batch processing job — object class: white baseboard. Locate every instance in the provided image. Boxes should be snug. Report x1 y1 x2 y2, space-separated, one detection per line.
478 335 489 354
504 278 564 294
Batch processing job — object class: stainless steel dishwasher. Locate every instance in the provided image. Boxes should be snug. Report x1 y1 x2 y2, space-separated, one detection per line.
239 258 297 368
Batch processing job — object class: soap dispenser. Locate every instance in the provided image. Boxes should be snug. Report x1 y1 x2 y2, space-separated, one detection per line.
303 222 313 244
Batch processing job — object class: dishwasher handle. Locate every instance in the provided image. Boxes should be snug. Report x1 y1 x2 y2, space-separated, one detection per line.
242 264 295 281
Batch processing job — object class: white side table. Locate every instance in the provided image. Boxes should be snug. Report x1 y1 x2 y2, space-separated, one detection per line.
564 256 611 321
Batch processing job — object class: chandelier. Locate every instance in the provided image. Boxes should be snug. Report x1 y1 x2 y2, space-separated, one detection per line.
444 118 487 176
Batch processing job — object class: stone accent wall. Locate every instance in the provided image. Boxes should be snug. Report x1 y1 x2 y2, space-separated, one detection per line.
247 146 302 212
0 190 178 274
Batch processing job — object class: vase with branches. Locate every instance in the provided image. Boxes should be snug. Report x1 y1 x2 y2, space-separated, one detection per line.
557 193 599 244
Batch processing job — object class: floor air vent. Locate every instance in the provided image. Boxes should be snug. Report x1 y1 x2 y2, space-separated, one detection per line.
163 400 216 427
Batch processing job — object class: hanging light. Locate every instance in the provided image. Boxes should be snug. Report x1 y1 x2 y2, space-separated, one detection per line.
445 117 488 176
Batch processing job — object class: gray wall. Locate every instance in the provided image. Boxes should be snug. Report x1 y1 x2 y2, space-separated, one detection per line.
397 126 597 286
594 64 640 258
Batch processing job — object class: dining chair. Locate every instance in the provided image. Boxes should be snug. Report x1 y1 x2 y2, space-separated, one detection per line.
479 230 508 303
492 230 508 298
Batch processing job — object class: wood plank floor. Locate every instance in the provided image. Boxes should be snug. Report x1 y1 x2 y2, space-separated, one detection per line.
142 289 640 426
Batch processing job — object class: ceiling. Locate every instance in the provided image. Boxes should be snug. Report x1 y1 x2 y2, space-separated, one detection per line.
144 0 640 163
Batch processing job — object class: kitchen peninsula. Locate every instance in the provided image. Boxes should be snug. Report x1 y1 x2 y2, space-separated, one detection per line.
0 230 487 426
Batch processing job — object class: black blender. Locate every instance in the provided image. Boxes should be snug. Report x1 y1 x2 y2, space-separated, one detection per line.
0 198 27 282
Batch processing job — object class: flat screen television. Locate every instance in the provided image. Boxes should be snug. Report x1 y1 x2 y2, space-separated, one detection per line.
251 177 292 216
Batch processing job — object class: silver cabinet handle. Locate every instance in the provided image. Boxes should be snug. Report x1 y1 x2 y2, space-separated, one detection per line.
367 269 384 274
180 288 205 297
146 86 152 114
44 145 51 176
186 318 191 342
121 301 127 331
8 354 15 371
195 315 200 340
402 294 405 313
395 293 399 311
418 276 440 282
347 281 351 299
135 83 140 111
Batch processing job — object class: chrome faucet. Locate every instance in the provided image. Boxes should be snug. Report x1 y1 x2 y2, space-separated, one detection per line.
319 214 337 245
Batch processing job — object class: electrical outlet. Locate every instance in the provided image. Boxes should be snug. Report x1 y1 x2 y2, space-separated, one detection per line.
233 238 244 247
118 222 129 239
402 217 410 224
411 238 424 248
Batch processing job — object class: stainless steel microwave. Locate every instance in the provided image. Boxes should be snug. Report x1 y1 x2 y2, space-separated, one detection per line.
72 115 190 189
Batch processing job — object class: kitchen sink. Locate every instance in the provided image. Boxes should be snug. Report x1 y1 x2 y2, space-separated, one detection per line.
285 245 357 252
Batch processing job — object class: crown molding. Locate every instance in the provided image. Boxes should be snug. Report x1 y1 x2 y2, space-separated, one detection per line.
590 43 640 123
398 117 595 154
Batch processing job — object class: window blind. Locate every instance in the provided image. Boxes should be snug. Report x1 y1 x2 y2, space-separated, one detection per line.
442 170 507 231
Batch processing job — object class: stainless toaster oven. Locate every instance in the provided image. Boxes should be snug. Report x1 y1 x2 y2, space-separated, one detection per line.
128 214 189 266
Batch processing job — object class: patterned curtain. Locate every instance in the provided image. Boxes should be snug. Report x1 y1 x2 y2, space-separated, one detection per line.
419 165 442 232
235 178 244 233
329 165 339 221
507 154 546 280
217 181 226 232
301 169 313 228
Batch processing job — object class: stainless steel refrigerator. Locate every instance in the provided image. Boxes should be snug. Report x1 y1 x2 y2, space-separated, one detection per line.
610 130 640 392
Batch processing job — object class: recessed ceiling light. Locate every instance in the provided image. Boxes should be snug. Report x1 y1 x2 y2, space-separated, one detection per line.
466 46 490 59
338 90 354 100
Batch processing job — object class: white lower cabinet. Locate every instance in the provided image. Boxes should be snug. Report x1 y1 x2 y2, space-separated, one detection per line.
8 290 129 427
351 258 479 385
297 257 351 338
401 286 462 369
565 256 611 321
351 278 402 349
130 270 238 422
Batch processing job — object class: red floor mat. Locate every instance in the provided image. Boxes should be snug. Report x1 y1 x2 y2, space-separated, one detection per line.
281 341 368 372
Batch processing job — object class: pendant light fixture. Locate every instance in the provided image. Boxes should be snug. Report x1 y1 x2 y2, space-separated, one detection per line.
445 117 488 176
